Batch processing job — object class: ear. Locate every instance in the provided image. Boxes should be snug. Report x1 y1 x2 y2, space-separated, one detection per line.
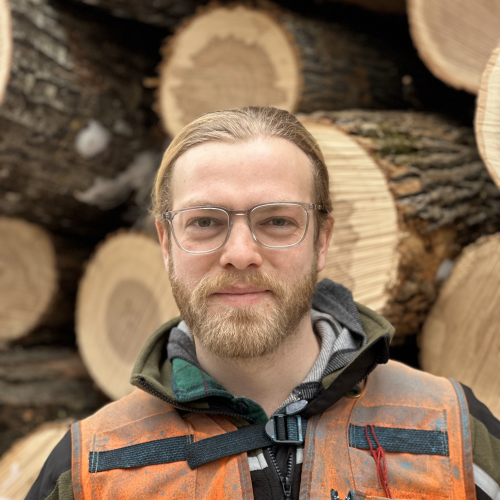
316 216 334 273
156 220 170 270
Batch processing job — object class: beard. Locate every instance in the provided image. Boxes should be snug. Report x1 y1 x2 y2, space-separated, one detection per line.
168 258 318 360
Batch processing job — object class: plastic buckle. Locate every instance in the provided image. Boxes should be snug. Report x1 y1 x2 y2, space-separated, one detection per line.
265 415 304 445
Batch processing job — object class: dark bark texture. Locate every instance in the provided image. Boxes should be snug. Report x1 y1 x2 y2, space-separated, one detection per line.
0 0 159 238
309 110 500 336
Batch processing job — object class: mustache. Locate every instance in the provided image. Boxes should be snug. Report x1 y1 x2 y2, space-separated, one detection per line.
191 271 286 304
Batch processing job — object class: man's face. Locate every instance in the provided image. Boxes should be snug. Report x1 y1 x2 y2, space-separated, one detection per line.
157 137 333 359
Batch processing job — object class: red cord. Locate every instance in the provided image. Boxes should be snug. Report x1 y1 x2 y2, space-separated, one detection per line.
365 425 393 499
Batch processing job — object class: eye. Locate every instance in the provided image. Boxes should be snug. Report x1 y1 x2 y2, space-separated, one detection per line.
191 217 216 228
268 218 289 227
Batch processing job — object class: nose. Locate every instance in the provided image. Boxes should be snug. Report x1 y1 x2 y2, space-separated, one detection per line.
218 215 263 270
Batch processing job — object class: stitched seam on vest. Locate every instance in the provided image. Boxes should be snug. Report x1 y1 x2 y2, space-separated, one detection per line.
348 424 450 455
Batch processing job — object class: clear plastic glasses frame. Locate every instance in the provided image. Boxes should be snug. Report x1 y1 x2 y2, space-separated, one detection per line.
162 202 326 255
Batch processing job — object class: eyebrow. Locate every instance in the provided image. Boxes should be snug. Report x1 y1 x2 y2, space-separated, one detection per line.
176 197 301 210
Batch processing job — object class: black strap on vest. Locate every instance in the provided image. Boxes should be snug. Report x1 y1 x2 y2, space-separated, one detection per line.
89 415 308 473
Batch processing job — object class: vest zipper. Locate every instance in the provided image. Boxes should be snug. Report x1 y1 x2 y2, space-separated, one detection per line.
136 376 255 422
268 447 294 499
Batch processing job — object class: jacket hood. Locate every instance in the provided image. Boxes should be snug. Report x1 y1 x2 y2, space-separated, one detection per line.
131 279 394 421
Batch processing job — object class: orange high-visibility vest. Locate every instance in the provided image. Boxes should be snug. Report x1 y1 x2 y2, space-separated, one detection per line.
72 361 476 500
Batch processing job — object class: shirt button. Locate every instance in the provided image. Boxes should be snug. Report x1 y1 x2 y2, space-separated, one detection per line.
236 402 249 414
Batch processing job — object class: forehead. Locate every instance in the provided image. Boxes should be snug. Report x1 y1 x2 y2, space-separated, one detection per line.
170 137 314 209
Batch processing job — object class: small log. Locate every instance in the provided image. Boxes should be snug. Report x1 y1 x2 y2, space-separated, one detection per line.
475 45 500 190
407 0 500 93
76 232 179 400
73 0 207 28
0 0 156 238
420 234 500 419
0 218 57 344
300 110 500 337
157 4 434 136
0 420 72 499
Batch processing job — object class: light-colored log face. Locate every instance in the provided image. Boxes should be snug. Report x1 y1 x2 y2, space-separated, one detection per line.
421 234 500 419
0 217 57 342
301 120 399 312
0 421 71 500
408 0 500 93
0 0 11 105
476 45 500 190
158 6 300 137
76 232 179 400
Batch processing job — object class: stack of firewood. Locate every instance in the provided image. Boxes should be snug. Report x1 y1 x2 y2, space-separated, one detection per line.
2 0 500 494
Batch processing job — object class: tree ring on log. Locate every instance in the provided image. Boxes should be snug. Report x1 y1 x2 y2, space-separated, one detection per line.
0 217 57 343
408 0 500 93
0 0 11 105
76 232 179 400
301 119 399 312
420 234 500 419
158 5 301 136
0 420 72 499
476 45 500 190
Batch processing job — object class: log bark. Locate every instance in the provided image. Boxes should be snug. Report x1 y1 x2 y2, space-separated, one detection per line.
157 3 463 137
0 0 157 238
73 0 208 28
475 44 500 190
0 347 106 456
408 0 500 93
420 234 500 419
76 231 178 400
0 420 72 499
301 110 500 337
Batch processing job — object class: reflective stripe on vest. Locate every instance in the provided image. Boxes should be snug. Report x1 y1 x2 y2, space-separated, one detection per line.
72 361 476 500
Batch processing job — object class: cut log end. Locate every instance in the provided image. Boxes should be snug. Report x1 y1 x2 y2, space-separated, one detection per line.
301 119 399 312
420 234 500 419
0 420 72 499
0 218 57 343
476 44 500 190
158 5 300 137
0 0 11 105
408 0 500 93
76 232 179 400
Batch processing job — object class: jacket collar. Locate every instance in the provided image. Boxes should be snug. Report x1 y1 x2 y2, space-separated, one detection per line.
131 279 394 422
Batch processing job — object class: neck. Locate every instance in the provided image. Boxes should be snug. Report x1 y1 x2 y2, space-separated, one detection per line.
194 314 321 417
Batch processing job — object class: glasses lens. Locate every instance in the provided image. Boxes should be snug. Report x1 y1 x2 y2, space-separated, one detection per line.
172 208 229 253
251 203 308 248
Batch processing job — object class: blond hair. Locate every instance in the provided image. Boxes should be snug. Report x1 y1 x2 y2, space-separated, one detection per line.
152 107 332 235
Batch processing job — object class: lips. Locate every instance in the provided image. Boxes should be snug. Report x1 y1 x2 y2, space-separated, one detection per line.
215 286 269 295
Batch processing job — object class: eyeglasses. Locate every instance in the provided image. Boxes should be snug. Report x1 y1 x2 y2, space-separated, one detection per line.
162 202 326 255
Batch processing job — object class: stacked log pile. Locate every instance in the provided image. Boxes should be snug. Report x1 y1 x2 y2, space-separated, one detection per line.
2 0 500 489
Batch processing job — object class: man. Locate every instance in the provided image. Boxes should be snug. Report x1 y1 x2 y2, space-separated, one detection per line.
27 107 499 500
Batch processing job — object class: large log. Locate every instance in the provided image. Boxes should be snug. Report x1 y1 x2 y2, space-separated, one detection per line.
157 4 455 137
76 232 179 400
475 44 500 190
73 0 207 28
0 0 156 238
301 110 500 337
407 0 500 93
420 234 500 419
0 347 105 456
0 421 72 500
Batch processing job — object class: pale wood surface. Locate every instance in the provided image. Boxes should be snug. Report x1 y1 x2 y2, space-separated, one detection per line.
302 111 500 337
420 234 500 419
476 44 500 190
0 218 57 343
0 421 71 500
158 4 417 137
408 0 500 93
76 232 179 400
0 0 11 105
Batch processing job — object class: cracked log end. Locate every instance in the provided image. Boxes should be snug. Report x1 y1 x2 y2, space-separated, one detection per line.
0 217 58 343
408 0 500 93
476 44 500 190
76 232 178 400
421 234 500 419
